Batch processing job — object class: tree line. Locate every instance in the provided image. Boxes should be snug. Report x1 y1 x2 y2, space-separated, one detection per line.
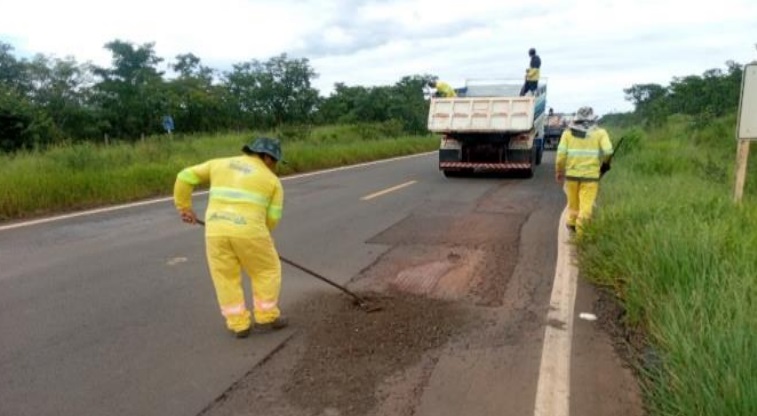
0 40 434 152
601 60 745 126
3 38 746 153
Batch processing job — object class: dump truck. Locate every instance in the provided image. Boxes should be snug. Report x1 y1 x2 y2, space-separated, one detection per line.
544 111 573 150
428 80 547 177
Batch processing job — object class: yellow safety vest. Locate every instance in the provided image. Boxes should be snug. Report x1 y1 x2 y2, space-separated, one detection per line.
526 67 540 81
174 155 284 237
556 126 613 180
435 82 457 97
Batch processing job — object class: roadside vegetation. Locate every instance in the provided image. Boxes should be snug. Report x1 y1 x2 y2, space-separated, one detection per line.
0 39 438 221
0 124 436 221
583 62 756 415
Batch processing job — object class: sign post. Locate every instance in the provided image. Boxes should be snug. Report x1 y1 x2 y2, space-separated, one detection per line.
162 115 175 136
733 62 757 202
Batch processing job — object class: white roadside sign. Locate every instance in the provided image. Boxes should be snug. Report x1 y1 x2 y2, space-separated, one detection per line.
737 62 757 140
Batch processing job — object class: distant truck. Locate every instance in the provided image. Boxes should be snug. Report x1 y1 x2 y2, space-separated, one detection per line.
427 80 546 178
544 110 574 150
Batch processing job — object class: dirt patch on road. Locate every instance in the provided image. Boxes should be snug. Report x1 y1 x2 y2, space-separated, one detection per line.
202 180 561 416
203 291 479 416
360 211 526 307
284 292 473 415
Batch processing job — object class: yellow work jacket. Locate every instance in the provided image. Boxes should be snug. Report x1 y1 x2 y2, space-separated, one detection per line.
526 67 540 81
174 155 284 238
435 82 457 97
556 126 613 181
526 54 541 81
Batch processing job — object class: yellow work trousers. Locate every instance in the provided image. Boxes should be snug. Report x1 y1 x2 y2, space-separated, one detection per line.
205 236 282 333
564 180 599 234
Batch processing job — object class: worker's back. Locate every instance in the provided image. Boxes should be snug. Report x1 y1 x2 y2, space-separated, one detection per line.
557 126 612 180
197 155 283 238
435 81 457 97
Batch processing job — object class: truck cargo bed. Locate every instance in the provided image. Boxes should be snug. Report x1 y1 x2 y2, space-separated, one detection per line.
428 95 546 133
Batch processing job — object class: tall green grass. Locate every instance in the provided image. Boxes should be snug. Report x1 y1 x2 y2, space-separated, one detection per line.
0 125 437 221
579 114 757 415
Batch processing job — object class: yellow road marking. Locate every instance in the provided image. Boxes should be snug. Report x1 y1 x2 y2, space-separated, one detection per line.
360 180 417 201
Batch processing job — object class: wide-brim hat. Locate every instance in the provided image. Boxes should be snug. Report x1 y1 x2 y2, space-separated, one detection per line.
242 137 286 164
574 106 598 122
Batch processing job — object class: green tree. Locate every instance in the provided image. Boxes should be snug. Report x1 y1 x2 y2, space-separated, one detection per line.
164 53 228 133
624 83 669 125
224 53 319 128
0 42 31 94
668 62 742 117
92 40 166 139
317 83 370 124
316 74 431 134
624 61 744 124
0 83 55 152
26 54 98 140
387 75 431 134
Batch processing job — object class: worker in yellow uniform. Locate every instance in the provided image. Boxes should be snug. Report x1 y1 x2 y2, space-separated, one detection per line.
174 137 288 338
555 107 613 235
428 80 457 98
520 48 541 96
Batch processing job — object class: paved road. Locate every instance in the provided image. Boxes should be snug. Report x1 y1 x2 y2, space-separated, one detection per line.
0 152 504 416
0 152 640 416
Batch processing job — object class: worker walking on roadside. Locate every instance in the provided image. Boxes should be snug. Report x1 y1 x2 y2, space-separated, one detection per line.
428 80 457 98
520 48 541 96
173 137 288 338
555 107 613 235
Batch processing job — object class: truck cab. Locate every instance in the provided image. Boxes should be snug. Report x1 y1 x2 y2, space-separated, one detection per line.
544 111 573 150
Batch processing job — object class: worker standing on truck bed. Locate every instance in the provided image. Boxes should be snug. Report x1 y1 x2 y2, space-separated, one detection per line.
428 80 457 97
520 48 541 96
173 137 289 338
555 107 613 235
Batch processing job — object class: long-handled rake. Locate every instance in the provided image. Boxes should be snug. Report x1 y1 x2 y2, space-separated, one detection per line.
194 219 381 312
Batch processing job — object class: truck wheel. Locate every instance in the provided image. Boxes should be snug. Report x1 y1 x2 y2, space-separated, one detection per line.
443 169 472 178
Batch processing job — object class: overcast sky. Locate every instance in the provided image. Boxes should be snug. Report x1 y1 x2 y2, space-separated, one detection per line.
1 0 756 115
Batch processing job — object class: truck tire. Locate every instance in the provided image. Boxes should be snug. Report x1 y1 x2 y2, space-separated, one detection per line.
443 169 472 178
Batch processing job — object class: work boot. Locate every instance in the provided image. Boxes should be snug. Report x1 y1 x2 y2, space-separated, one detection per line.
253 315 289 332
233 328 251 339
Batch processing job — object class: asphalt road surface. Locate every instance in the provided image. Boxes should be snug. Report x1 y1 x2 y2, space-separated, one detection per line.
0 152 641 416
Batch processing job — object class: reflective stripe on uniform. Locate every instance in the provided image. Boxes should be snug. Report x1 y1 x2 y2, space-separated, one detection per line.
267 205 283 220
568 164 601 173
567 149 603 157
210 187 271 206
221 303 247 317
178 169 201 185
254 299 278 311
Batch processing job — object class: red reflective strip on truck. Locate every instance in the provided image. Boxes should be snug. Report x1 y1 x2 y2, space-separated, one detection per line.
440 162 532 170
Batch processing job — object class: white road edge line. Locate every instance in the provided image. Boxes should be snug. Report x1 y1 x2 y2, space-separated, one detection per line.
0 151 435 232
533 208 577 416
360 180 417 201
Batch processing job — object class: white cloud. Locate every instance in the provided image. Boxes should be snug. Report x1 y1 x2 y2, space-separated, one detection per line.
1 0 756 114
